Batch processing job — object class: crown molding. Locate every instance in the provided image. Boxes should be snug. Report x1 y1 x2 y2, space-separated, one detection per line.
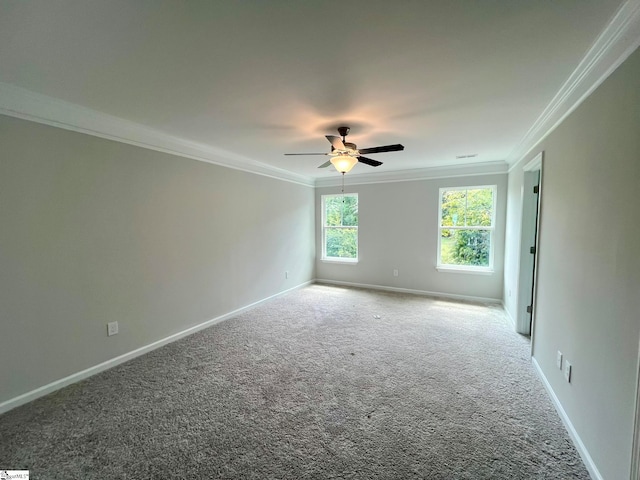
314 161 509 188
506 0 640 166
3 0 637 186
0 82 315 187
0 81 506 189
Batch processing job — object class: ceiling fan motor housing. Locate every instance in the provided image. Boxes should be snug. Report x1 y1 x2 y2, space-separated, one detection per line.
337 126 350 137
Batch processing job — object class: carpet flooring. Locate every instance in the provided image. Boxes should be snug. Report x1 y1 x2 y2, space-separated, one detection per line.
1 284 589 479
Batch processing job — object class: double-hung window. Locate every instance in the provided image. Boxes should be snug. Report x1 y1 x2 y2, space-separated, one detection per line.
438 185 496 272
322 193 358 262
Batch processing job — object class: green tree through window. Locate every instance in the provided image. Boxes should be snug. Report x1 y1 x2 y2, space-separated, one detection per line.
323 194 358 260
439 186 495 268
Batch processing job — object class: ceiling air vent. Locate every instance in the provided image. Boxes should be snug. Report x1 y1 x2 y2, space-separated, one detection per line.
455 154 478 159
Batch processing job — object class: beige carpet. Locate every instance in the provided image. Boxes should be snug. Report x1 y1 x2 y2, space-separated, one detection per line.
0 284 589 479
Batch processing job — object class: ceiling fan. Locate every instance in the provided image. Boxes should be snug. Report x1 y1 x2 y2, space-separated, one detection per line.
284 126 405 173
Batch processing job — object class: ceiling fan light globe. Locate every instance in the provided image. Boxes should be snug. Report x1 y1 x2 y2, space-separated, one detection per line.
330 155 357 173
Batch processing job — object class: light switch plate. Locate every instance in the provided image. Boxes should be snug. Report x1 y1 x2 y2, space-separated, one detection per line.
556 351 563 369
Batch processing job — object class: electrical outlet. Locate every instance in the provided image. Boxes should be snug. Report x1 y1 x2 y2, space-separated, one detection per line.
285 271 289 279
564 361 572 383
393 269 399 277
556 351 563 369
107 321 119 336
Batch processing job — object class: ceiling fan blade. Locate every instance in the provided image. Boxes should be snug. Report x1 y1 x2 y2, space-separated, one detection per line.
358 144 405 155
357 156 383 167
284 153 329 156
326 135 346 150
317 161 332 169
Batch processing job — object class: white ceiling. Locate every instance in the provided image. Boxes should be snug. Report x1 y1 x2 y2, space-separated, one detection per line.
0 0 631 182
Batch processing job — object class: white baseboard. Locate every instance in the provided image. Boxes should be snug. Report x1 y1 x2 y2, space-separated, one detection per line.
314 278 501 304
503 302 517 329
0 281 312 415
531 357 603 480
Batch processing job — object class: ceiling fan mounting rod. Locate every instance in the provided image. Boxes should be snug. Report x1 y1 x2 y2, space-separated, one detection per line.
337 126 350 142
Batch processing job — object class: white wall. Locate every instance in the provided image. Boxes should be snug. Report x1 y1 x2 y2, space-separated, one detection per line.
503 165 525 325
316 174 507 301
504 47 640 479
0 115 316 405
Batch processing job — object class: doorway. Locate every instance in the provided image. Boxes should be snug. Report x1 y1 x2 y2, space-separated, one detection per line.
516 152 543 336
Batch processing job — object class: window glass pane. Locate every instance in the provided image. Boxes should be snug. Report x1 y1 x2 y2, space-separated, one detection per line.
440 229 490 267
440 190 466 227
324 195 358 227
340 195 358 227
325 227 358 259
324 196 343 227
466 188 493 227
440 228 455 264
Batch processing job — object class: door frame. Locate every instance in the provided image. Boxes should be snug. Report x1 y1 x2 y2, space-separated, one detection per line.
516 151 543 337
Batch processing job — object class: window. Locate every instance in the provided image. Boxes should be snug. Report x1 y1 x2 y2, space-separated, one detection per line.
322 193 358 262
438 185 496 271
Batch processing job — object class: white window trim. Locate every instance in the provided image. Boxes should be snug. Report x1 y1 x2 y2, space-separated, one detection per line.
321 258 359 265
436 265 494 274
436 185 496 274
321 193 359 263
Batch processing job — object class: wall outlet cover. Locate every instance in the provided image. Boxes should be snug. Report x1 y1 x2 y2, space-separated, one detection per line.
107 321 119 336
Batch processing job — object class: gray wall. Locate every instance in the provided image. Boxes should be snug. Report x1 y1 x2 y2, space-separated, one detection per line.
316 174 507 301
504 47 640 479
0 115 316 404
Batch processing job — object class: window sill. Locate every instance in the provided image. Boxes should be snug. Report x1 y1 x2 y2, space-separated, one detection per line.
436 265 494 275
321 258 359 265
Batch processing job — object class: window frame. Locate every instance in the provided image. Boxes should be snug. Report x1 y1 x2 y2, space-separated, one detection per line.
321 193 359 264
436 185 497 274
